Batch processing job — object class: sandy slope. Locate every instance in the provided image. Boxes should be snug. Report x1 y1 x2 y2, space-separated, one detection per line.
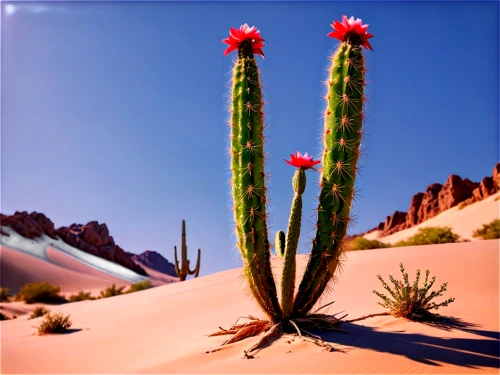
364 193 500 244
0 246 132 296
1 240 498 374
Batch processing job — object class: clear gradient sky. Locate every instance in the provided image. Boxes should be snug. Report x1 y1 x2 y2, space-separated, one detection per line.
1 1 498 276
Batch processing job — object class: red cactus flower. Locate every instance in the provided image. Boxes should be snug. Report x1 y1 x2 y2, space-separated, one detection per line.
285 151 321 171
222 23 265 58
327 15 374 51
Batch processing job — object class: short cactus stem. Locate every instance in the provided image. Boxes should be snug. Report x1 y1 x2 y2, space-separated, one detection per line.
275 230 285 258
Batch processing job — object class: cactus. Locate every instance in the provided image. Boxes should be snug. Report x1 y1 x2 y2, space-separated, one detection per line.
212 16 373 350
291 16 371 317
174 220 201 281
224 24 282 322
275 230 285 257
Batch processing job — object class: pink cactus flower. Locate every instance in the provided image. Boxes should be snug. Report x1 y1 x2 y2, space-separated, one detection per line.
285 151 321 171
327 15 374 51
222 24 265 58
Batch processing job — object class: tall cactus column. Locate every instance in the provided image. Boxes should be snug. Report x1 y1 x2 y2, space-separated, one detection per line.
223 24 282 322
292 16 373 317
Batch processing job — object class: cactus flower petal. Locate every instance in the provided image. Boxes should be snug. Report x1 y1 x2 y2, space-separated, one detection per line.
285 151 321 170
222 23 265 57
327 15 374 50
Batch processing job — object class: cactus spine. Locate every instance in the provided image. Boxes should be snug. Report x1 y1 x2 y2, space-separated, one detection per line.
174 220 201 281
229 40 282 322
292 40 366 317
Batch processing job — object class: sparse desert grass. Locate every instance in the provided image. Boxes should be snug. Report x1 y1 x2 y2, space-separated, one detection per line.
472 218 500 240
127 280 152 293
348 236 390 251
0 312 9 320
36 312 72 334
29 307 50 319
15 281 67 304
495 195 500 201
373 263 455 320
100 284 126 298
69 291 95 302
395 227 459 247
0 287 10 302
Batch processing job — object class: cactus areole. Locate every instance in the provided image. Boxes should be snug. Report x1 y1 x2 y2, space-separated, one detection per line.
212 17 373 352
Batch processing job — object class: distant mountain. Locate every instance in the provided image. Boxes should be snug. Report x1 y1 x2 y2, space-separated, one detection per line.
132 250 177 277
360 162 500 238
0 211 176 281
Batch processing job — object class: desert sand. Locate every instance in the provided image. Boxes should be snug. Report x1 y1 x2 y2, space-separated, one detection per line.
1 239 498 374
0 246 132 297
364 192 500 244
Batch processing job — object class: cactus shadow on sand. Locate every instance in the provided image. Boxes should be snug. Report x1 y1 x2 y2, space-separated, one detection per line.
311 318 500 370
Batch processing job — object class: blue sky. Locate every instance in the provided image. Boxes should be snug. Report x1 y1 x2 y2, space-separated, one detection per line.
1 1 498 276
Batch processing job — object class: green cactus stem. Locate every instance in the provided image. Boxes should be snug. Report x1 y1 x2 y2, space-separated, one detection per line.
292 38 367 317
275 230 285 257
280 168 306 319
228 37 282 322
174 220 201 282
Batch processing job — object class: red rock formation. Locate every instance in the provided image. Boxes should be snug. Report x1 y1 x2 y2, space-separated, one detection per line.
133 250 177 277
416 183 443 224
357 163 499 239
0 211 57 239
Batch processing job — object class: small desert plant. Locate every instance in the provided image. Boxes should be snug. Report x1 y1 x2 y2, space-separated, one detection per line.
99 284 126 298
16 281 67 304
0 312 9 320
29 306 50 319
458 199 473 210
0 287 10 302
395 227 459 247
68 291 95 302
373 263 455 320
494 195 499 201
472 219 500 240
127 280 152 293
349 237 390 251
36 312 72 334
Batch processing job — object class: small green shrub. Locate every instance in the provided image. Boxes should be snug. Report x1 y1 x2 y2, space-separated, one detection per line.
373 263 455 320
127 280 152 293
458 199 473 210
494 196 499 202
68 291 95 302
36 312 72 334
395 227 459 247
29 307 50 319
0 312 9 321
472 219 500 240
16 282 67 304
349 236 390 251
0 287 10 302
99 284 126 299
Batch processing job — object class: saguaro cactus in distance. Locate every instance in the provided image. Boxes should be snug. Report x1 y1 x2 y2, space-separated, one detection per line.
211 16 373 352
174 220 201 281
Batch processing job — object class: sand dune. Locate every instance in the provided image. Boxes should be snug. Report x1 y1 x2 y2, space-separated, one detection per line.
1 240 498 374
365 192 500 244
0 246 132 296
